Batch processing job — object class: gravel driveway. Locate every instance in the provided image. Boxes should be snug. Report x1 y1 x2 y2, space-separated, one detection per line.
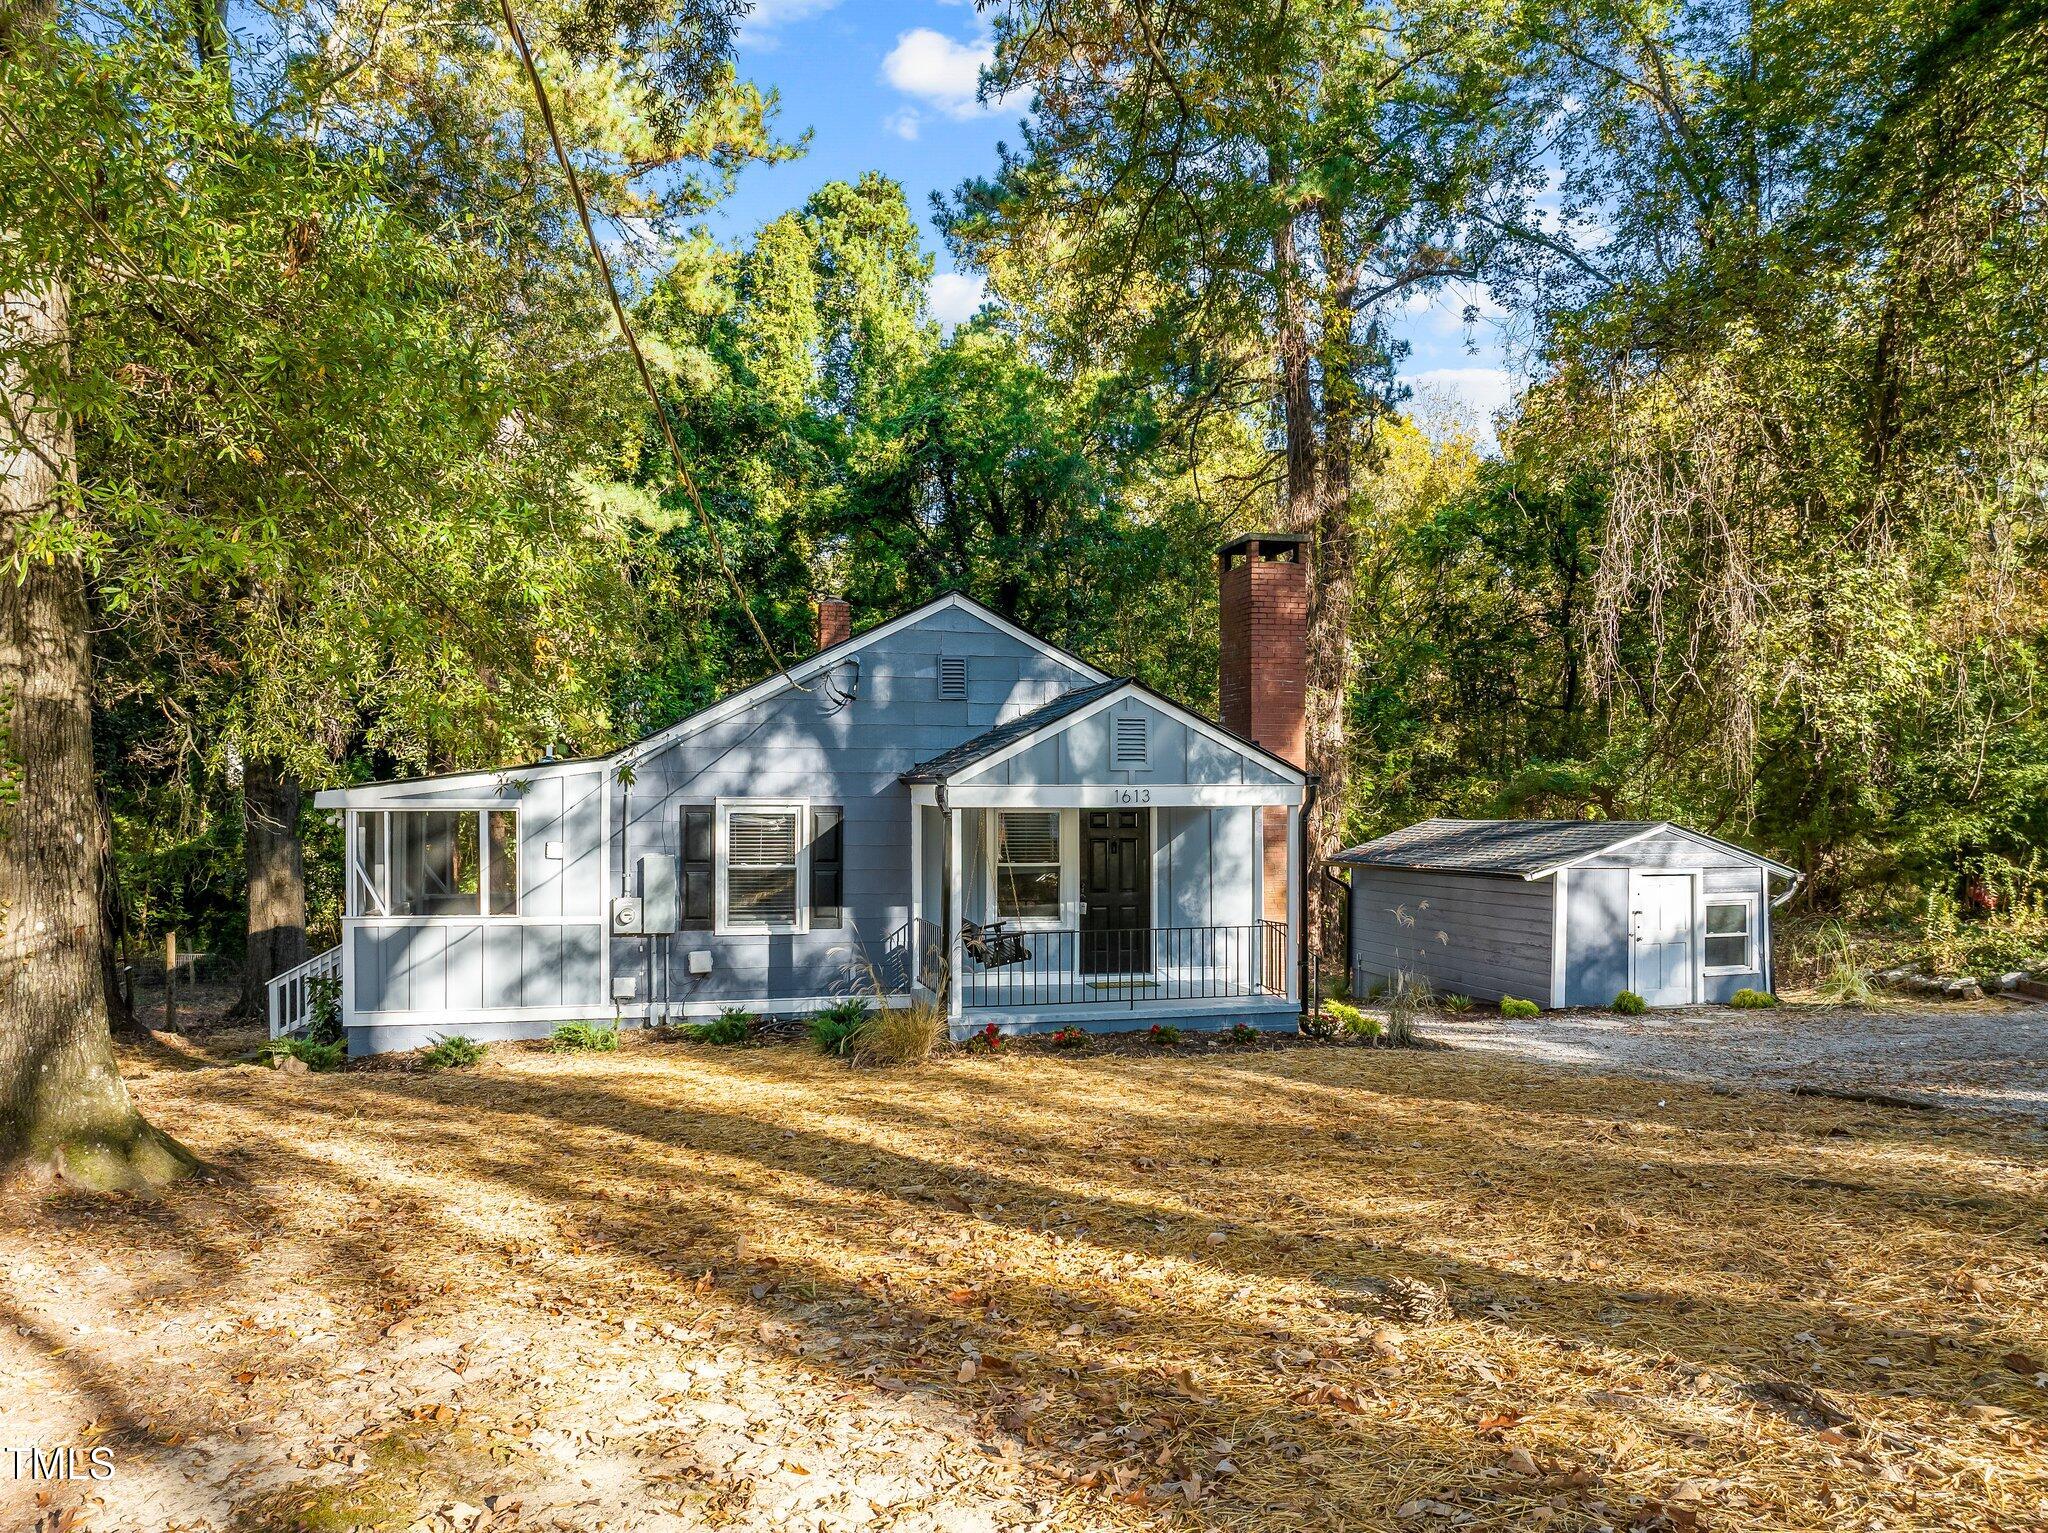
1421 999 2048 1116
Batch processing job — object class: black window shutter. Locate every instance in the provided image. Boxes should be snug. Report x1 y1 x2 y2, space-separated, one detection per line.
810 807 844 928
681 806 714 929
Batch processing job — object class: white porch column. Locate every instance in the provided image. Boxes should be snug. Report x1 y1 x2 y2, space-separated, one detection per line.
909 805 924 989
946 806 964 1024
1284 802 1302 1005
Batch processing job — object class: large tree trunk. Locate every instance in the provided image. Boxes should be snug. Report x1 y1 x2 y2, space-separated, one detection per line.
238 756 306 1020
0 133 195 1187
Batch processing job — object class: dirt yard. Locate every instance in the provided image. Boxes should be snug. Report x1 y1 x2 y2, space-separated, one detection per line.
1423 999 2048 1116
4 1031 2045 1533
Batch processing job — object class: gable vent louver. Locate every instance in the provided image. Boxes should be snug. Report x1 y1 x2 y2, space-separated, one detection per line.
939 655 968 701
1112 713 1149 768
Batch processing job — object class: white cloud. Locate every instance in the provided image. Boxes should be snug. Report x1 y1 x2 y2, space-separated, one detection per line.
1401 366 1518 452
738 0 840 49
927 270 987 328
881 27 1009 119
884 107 922 141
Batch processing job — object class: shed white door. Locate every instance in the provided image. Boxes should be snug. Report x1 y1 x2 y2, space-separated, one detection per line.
1633 874 1694 1006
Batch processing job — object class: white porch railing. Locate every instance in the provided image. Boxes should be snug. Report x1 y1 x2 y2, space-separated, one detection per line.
268 944 343 1039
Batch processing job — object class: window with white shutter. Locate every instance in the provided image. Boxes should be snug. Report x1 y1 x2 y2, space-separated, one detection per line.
718 801 807 933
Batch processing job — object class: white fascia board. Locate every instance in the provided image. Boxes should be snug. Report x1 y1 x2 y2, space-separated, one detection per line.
311 762 594 810
623 593 1108 764
1522 821 1799 882
314 594 1105 810
942 783 1304 808
945 682 1307 788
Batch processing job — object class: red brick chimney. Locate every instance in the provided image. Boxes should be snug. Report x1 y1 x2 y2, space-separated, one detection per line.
815 597 852 653
1218 533 1307 922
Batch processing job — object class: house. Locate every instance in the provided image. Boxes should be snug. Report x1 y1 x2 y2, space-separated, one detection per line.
276 535 1316 1055
1334 819 1800 1009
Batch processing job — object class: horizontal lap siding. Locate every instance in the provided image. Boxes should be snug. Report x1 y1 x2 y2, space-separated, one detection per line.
617 612 1097 1010
1350 869 1554 1004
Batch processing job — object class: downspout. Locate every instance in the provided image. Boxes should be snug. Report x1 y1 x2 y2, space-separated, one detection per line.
1298 774 1320 1010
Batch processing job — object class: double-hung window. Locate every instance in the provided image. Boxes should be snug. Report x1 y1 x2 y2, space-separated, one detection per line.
1703 895 1757 972
992 810 1063 925
717 801 809 934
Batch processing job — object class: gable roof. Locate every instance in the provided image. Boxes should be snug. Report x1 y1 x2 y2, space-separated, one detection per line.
900 676 1307 786
316 592 1108 808
899 678 1129 782
1332 818 1797 880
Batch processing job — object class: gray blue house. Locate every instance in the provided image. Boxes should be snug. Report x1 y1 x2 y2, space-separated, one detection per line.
1335 819 1800 1009
282 571 1313 1055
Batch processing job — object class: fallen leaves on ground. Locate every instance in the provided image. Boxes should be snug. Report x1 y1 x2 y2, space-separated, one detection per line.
2 1031 2045 1532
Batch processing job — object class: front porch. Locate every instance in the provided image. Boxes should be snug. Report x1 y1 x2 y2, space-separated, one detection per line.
899 677 1309 1037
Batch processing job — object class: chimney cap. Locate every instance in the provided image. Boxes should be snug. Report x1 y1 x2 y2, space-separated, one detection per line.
1218 532 1306 567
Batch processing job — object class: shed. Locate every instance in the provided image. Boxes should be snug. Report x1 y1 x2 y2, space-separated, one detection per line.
1333 819 1800 1009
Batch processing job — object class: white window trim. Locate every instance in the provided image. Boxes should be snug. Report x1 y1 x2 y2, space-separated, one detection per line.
984 808 1078 930
1702 892 1759 975
715 798 811 936
347 806 518 920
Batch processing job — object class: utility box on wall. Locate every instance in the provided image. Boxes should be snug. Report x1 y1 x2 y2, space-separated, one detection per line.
639 853 680 935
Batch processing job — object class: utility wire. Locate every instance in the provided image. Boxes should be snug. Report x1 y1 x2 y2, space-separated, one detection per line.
493 0 806 691
0 98 554 700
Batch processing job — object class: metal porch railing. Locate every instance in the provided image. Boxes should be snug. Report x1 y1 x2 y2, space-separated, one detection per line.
955 921 1289 1010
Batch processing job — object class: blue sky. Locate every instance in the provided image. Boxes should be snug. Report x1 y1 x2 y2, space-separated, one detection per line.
715 0 1516 444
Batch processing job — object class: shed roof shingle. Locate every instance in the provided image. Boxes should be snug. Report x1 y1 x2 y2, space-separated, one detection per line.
1331 818 1675 876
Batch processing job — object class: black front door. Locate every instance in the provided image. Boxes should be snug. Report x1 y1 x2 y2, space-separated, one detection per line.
1081 810 1150 974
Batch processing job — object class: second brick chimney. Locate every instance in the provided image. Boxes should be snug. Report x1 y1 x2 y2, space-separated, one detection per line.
815 597 852 653
1218 533 1308 921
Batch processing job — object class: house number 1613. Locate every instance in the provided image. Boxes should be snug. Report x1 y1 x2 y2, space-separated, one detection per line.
1114 788 1152 804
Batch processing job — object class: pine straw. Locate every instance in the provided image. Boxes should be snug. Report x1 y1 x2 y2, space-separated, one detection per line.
4 1032 2045 1532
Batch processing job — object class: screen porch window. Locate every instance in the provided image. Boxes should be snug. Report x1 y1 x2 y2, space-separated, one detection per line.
994 811 1062 923
720 802 806 932
1704 897 1755 971
350 809 517 917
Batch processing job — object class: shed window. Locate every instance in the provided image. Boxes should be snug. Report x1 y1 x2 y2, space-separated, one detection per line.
939 655 968 700
994 811 1062 923
349 809 517 918
1111 713 1149 768
1704 897 1756 972
719 801 807 933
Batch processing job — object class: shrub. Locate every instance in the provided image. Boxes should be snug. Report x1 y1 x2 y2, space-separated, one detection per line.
1299 1009 1339 1041
964 1022 1003 1054
1147 1023 1183 1046
1441 993 1473 1015
1225 1021 1261 1046
1613 990 1647 1015
1729 987 1778 1008
1500 996 1540 1019
1047 1025 1089 1049
1323 999 1383 1042
304 974 345 1046
684 1008 754 1045
261 1036 344 1072
848 999 946 1067
421 1035 484 1070
1814 921 1875 1005
550 1020 619 1052
808 997 872 1056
